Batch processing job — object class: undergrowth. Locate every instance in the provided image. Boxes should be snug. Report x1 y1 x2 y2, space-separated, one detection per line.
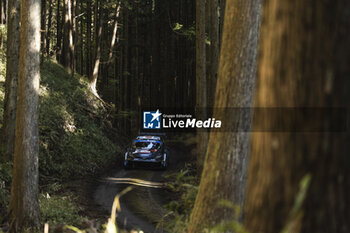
159 163 198 233
39 60 120 181
39 193 83 226
0 56 122 225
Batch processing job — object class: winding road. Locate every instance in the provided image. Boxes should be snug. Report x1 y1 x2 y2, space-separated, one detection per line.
94 148 187 233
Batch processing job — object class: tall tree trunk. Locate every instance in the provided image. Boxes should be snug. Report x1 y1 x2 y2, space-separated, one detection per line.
122 8 130 133
195 0 208 174
0 0 5 48
244 0 350 233
208 0 219 108
62 0 73 72
89 0 102 96
107 1 120 66
123 8 129 110
74 0 79 73
151 0 160 108
46 0 52 56
118 11 124 110
135 1 140 110
40 0 46 62
0 0 5 24
86 0 92 77
0 1 3 24
8 0 41 231
56 0 62 61
79 0 83 74
71 0 75 73
104 0 120 82
188 0 262 232
219 0 225 44
2 0 20 161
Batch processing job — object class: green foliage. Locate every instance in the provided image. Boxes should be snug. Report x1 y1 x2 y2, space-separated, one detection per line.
165 165 198 214
172 22 196 41
39 60 120 181
281 174 312 233
160 164 198 233
39 193 83 226
173 23 183 31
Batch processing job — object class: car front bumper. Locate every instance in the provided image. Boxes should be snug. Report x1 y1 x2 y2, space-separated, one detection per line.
128 157 161 163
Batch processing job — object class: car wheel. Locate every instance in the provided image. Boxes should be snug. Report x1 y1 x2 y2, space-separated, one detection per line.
123 160 131 169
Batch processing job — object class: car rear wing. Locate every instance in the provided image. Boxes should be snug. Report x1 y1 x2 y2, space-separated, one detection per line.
138 132 167 138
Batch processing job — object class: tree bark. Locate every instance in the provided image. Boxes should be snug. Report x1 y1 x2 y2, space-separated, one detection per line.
0 0 5 24
107 1 120 64
56 0 62 61
123 8 129 110
86 0 92 77
104 0 120 78
151 0 160 108
8 0 41 231
244 1 350 233
195 0 208 175
79 0 83 74
89 0 102 96
208 0 219 108
71 0 76 73
40 0 46 62
188 0 262 232
219 0 225 44
46 0 52 56
0 0 6 47
2 0 20 161
74 0 79 73
62 0 73 73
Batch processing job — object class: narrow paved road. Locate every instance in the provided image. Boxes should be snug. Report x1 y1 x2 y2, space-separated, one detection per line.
94 148 187 233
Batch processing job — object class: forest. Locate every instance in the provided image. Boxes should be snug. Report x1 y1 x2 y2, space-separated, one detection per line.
0 0 349 232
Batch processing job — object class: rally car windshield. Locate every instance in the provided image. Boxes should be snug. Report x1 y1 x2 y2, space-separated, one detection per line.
133 141 160 150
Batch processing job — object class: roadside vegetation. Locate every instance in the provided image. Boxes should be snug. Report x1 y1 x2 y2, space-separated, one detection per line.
0 46 122 226
160 164 198 233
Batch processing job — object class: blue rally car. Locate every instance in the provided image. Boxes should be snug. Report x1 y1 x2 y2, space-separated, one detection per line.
123 134 168 169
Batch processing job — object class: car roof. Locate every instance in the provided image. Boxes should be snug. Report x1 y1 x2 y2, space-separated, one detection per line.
136 135 162 141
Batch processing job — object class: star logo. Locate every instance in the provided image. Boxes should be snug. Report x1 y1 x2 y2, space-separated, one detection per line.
151 109 162 122
143 110 162 129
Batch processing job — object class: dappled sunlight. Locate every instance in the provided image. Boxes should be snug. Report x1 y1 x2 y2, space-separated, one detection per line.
104 177 167 189
37 60 118 180
39 84 50 98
